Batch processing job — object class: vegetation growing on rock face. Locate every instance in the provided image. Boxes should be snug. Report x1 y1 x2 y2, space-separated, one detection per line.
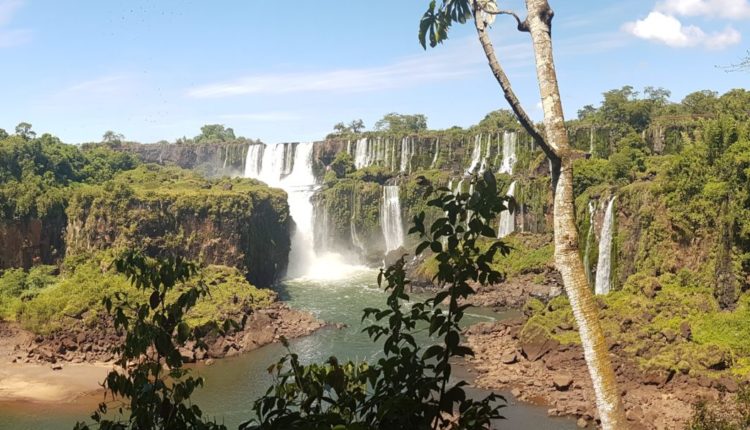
65 164 292 287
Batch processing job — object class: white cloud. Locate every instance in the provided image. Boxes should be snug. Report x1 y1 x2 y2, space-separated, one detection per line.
624 11 741 49
657 0 750 19
0 0 29 48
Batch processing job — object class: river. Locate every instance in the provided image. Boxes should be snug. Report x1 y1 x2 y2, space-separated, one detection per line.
0 268 576 429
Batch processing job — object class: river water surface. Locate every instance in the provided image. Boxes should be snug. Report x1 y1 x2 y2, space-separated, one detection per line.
0 269 576 429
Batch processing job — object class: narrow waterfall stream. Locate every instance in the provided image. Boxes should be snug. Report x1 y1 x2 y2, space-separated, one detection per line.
498 131 517 175
497 181 517 238
381 185 405 252
466 134 483 174
583 200 597 286
595 196 616 295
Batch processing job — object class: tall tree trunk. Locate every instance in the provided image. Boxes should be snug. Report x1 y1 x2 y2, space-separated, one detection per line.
524 1 627 428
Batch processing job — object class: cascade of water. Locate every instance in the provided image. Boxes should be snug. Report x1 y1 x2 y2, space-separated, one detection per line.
498 131 517 175
381 185 405 252
594 196 616 295
245 142 362 279
390 138 397 171
479 134 492 173
244 144 264 178
354 138 369 169
589 127 595 157
431 138 440 168
466 134 482 174
222 146 228 170
346 140 352 155
350 191 365 256
583 200 596 286
281 143 295 176
497 181 517 238
399 137 411 172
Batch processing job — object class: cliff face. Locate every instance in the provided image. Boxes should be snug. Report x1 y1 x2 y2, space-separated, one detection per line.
65 166 292 287
119 142 249 178
0 217 66 269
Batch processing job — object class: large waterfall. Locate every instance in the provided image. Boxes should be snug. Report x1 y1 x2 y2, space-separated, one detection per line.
594 196 616 295
498 131 517 175
245 142 362 279
381 185 405 252
497 181 517 238
430 138 440 168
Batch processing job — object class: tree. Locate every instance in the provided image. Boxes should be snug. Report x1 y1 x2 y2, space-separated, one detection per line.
418 1 627 428
101 130 125 146
374 112 428 133
15 122 36 140
476 109 521 130
348 118 365 133
195 124 236 143
682 90 719 115
0 128 8 140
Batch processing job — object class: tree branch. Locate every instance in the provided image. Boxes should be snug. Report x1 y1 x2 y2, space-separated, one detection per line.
477 4 529 32
471 3 559 162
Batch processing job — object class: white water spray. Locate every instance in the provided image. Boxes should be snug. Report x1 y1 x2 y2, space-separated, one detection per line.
594 196 616 295
381 185 405 252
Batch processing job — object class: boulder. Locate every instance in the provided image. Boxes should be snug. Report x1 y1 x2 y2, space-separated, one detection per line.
501 352 518 364
679 321 692 340
576 417 588 428
553 374 573 391
520 325 559 362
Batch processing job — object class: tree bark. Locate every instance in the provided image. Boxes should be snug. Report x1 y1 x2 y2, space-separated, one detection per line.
524 1 627 428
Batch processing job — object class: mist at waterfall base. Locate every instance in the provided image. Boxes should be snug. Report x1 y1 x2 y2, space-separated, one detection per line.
244 142 366 280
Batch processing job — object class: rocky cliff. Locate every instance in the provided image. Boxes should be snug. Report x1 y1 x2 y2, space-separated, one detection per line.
119 142 249 178
65 165 292 287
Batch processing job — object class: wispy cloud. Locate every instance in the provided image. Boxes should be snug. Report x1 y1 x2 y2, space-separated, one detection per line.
187 42 483 98
187 30 627 100
0 0 30 48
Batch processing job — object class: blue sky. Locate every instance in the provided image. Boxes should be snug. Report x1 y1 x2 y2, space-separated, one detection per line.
0 0 748 144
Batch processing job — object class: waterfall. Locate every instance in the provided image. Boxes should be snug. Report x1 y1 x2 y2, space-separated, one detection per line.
589 127 595 157
479 133 492 173
583 200 596 286
497 181 517 238
354 138 370 169
594 196 616 295
350 192 365 256
431 137 440 169
381 185 405 252
498 131 517 175
245 142 362 279
346 140 352 155
466 134 482 174
400 137 412 173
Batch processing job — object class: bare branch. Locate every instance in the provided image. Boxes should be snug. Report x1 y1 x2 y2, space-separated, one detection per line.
470 2 559 162
478 5 529 31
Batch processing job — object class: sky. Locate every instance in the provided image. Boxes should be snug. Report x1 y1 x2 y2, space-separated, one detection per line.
0 0 748 144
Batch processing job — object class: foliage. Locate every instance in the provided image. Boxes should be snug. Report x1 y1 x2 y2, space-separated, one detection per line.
374 112 428 134
1 250 272 335
74 251 235 430
475 110 521 132
0 134 138 220
244 171 510 429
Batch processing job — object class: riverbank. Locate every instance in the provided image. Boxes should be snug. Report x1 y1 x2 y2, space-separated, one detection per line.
464 316 734 429
0 302 324 403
